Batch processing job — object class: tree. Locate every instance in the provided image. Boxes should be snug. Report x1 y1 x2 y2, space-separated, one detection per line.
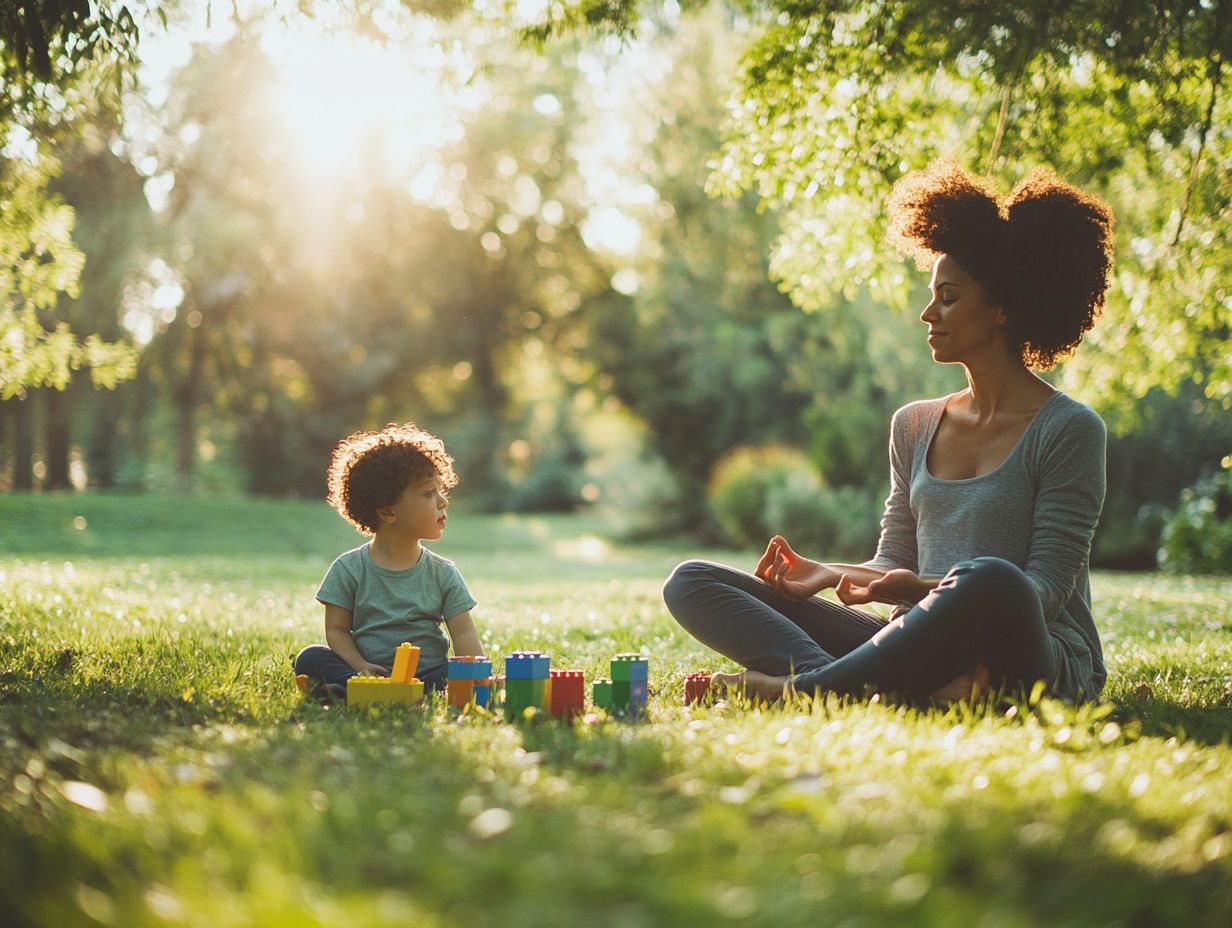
530 0 1232 415
0 2 147 401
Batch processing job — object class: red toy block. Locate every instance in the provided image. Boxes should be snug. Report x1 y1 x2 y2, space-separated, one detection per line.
549 669 585 719
684 672 712 705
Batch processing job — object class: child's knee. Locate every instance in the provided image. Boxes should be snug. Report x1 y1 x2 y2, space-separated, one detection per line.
292 644 332 675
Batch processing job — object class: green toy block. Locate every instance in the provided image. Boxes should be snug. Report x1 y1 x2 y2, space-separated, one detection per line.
592 679 613 709
504 677 546 721
612 679 631 709
611 653 648 682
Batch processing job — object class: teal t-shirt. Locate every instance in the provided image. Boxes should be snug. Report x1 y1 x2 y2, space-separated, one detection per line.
316 543 477 670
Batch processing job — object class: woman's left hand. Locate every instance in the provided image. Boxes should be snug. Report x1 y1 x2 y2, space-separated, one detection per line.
836 569 934 606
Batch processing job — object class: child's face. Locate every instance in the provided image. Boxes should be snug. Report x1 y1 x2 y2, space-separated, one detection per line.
384 475 449 540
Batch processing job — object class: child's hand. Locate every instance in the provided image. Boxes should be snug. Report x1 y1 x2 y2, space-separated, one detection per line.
359 662 389 676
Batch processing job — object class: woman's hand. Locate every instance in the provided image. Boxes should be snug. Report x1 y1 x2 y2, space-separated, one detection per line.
835 568 934 606
755 536 840 601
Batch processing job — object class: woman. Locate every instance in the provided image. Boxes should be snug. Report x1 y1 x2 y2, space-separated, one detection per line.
663 158 1115 704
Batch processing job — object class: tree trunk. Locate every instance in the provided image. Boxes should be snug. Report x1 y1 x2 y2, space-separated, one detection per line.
13 395 35 490
44 386 73 490
85 386 124 488
174 322 207 492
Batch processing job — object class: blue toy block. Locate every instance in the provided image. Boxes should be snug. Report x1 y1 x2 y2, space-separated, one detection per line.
505 651 551 679
448 656 493 680
630 679 648 706
474 683 491 708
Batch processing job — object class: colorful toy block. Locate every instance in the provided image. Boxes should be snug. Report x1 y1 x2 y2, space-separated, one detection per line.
504 651 551 720
447 657 494 708
684 672 712 705
448 656 493 680
473 680 492 709
391 643 421 683
346 676 424 708
607 654 649 714
505 651 551 680
611 653 649 682
549 670 585 719
592 678 613 709
504 678 548 720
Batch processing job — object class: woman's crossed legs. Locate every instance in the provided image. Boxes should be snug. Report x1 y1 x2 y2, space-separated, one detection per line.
662 556 1056 703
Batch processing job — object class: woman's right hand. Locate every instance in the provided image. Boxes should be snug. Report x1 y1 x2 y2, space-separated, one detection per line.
755 535 839 600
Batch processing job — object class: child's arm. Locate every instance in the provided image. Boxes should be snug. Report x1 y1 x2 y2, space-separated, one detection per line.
444 610 484 657
324 604 389 675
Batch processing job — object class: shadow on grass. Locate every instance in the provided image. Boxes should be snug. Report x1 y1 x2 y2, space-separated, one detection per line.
1110 695 1232 747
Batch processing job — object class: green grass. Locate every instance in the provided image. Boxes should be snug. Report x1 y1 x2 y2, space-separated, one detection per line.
1 492 1230 927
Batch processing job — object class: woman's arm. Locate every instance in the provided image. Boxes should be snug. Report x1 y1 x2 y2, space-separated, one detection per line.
324 603 388 675
1024 405 1106 620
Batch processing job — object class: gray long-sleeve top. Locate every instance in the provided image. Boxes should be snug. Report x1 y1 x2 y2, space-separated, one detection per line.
865 390 1107 701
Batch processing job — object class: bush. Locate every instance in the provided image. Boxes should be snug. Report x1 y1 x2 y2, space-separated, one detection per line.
1158 465 1232 574
766 480 883 562
708 445 882 559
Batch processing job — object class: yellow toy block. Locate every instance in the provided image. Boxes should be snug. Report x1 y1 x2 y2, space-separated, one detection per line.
391 643 421 683
347 676 424 708
543 675 552 709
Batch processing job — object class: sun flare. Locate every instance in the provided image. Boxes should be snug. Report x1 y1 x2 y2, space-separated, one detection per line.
264 27 458 183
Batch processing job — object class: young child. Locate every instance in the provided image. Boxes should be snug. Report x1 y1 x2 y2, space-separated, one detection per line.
293 422 483 700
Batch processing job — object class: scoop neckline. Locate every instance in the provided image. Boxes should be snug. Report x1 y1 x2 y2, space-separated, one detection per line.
921 390 1062 484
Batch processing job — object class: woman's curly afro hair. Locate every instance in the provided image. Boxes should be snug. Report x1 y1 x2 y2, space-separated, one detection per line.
886 158 1115 369
326 422 458 535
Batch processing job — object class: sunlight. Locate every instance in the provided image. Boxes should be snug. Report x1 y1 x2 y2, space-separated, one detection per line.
263 26 458 183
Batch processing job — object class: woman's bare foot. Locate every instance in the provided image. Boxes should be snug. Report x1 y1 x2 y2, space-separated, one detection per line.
711 670 791 702
929 662 991 705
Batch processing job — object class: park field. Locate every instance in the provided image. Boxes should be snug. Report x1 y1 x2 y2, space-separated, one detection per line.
1 492 1230 927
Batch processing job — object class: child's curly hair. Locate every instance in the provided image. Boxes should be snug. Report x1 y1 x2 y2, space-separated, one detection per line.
326 423 458 535
886 158 1115 369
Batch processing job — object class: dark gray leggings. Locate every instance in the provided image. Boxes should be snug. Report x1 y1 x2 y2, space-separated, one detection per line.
662 556 1057 700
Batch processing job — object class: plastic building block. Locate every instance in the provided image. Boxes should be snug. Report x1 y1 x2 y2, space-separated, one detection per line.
612 679 631 708
549 670 585 719
505 651 551 680
448 678 475 709
391 643 421 683
473 680 492 709
346 676 424 708
611 654 648 682
684 672 712 705
448 656 493 680
592 679 613 709
504 677 547 720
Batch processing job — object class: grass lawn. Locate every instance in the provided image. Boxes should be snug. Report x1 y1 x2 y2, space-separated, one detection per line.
2 492 1230 927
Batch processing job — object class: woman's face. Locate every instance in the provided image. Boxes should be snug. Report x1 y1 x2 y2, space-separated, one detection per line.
920 254 1007 364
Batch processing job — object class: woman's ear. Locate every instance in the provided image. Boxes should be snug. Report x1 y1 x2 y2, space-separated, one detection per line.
994 306 1007 325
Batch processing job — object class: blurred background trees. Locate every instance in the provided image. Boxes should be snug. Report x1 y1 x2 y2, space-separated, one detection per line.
1 1 1229 570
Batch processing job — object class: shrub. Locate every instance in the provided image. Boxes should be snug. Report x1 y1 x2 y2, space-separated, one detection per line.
708 445 882 559
1158 465 1232 574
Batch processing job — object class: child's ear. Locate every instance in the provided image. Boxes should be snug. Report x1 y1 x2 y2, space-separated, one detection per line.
377 505 396 525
